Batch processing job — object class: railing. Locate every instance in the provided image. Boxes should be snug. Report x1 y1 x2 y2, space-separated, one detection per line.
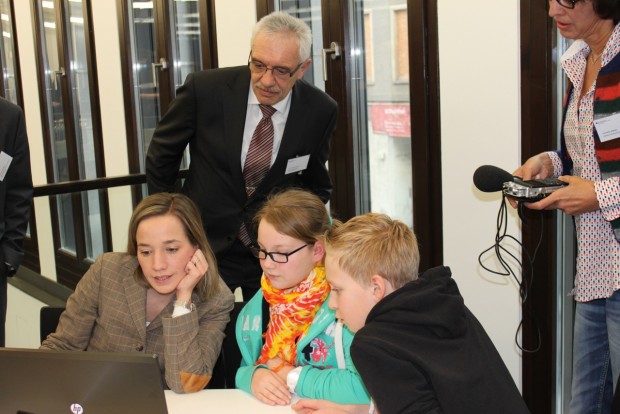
33 169 188 196
33 173 146 197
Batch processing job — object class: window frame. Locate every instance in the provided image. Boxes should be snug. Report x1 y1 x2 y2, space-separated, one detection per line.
30 0 110 289
0 0 24 107
116 0 218 176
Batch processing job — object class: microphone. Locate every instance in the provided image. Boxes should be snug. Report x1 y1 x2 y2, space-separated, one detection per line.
473 165 514 193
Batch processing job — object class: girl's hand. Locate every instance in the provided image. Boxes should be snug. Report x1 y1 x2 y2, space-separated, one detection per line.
176 249 207 302
251 367 292 406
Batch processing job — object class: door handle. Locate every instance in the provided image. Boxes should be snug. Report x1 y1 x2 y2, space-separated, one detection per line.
322 41 341 81
151 58 169 88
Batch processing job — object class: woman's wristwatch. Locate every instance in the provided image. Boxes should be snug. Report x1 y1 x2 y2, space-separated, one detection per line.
173 300 195 311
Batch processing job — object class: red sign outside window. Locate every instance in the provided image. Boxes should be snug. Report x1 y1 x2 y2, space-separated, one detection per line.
369 103 411 138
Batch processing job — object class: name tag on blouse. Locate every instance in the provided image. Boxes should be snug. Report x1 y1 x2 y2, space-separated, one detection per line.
594 112 620 142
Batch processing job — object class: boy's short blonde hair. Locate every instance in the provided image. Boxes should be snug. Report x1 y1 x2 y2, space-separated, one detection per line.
323 213 419 289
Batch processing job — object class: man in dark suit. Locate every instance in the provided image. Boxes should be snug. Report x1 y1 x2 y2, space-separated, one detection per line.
146 12 337 298
0 97 33 346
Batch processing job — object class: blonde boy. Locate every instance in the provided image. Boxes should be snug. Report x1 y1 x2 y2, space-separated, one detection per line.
294 213 529 414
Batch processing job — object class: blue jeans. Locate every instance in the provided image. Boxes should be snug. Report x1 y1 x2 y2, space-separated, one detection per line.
570 289 620 414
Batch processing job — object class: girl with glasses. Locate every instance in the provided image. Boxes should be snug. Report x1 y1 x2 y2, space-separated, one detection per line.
235 189 370 407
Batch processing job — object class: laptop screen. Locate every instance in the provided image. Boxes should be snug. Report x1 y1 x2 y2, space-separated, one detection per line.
0 348 168 414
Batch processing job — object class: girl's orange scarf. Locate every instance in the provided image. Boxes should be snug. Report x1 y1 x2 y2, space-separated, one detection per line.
256 266 329 366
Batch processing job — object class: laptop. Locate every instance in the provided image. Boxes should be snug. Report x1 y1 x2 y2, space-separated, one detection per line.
0 348 168 414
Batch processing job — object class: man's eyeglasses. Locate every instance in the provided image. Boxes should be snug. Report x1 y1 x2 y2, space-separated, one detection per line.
250 244 308 263
248 52 304 80
553 0 580 9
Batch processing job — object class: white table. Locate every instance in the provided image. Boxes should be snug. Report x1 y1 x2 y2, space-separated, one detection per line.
165 389 294 413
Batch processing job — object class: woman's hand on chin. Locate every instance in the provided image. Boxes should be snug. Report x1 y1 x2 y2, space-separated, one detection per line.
176 249 208 301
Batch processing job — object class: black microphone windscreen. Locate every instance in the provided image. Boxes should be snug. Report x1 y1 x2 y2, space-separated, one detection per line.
473 165 514 193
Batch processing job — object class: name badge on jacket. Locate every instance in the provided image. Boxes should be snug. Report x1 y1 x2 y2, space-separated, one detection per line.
594 112 620 142
286 155 310 175
0 152 13 181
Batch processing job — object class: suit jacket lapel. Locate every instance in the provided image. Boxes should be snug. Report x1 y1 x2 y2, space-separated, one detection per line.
224 68 252 200
123 268 147 340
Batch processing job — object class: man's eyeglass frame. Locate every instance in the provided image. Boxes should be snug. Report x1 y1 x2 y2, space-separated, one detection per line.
247 52 304 79
250 244 309 263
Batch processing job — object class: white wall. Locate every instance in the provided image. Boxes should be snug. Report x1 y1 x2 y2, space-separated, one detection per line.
215 0 256 67
90 0 134 252
439 0 523 385
6 285 46 348
7 0 526 391
12 1 58 282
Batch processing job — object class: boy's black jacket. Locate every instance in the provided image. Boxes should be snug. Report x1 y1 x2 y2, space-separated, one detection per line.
351 265 530 414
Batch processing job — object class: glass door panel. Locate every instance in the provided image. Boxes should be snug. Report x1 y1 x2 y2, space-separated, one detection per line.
38 0 77 254
65 0 94 175
128 0 194 172
169 0 201 90
276 0 412 224
34 0 108 284
129 0 161 171
168 0 200 168
64 0 102 259
554 30 576 413
364 3 412 225
0 0 19 103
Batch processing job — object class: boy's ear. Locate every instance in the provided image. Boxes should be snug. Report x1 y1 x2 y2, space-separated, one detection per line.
369 274 392 302
312 240 325 262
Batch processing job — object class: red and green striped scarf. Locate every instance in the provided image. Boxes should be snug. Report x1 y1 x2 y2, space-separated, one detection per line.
561 51 620 242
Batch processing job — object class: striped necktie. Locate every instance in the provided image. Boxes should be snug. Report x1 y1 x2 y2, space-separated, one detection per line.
239 104 276 246
243 104 276 197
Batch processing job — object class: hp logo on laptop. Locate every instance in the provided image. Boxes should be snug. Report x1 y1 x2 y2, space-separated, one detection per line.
70 403 84 414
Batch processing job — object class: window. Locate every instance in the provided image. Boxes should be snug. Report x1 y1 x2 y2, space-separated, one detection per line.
364 11 374 84
119 0 217 176
392 7 409 83
32 0 108 288
0 0 22 105
269 0 442 269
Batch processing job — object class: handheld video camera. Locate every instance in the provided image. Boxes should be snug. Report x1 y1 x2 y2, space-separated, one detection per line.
503 177 567 202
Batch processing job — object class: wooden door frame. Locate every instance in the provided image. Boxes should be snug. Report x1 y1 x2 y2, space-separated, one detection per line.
520 0 558 411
